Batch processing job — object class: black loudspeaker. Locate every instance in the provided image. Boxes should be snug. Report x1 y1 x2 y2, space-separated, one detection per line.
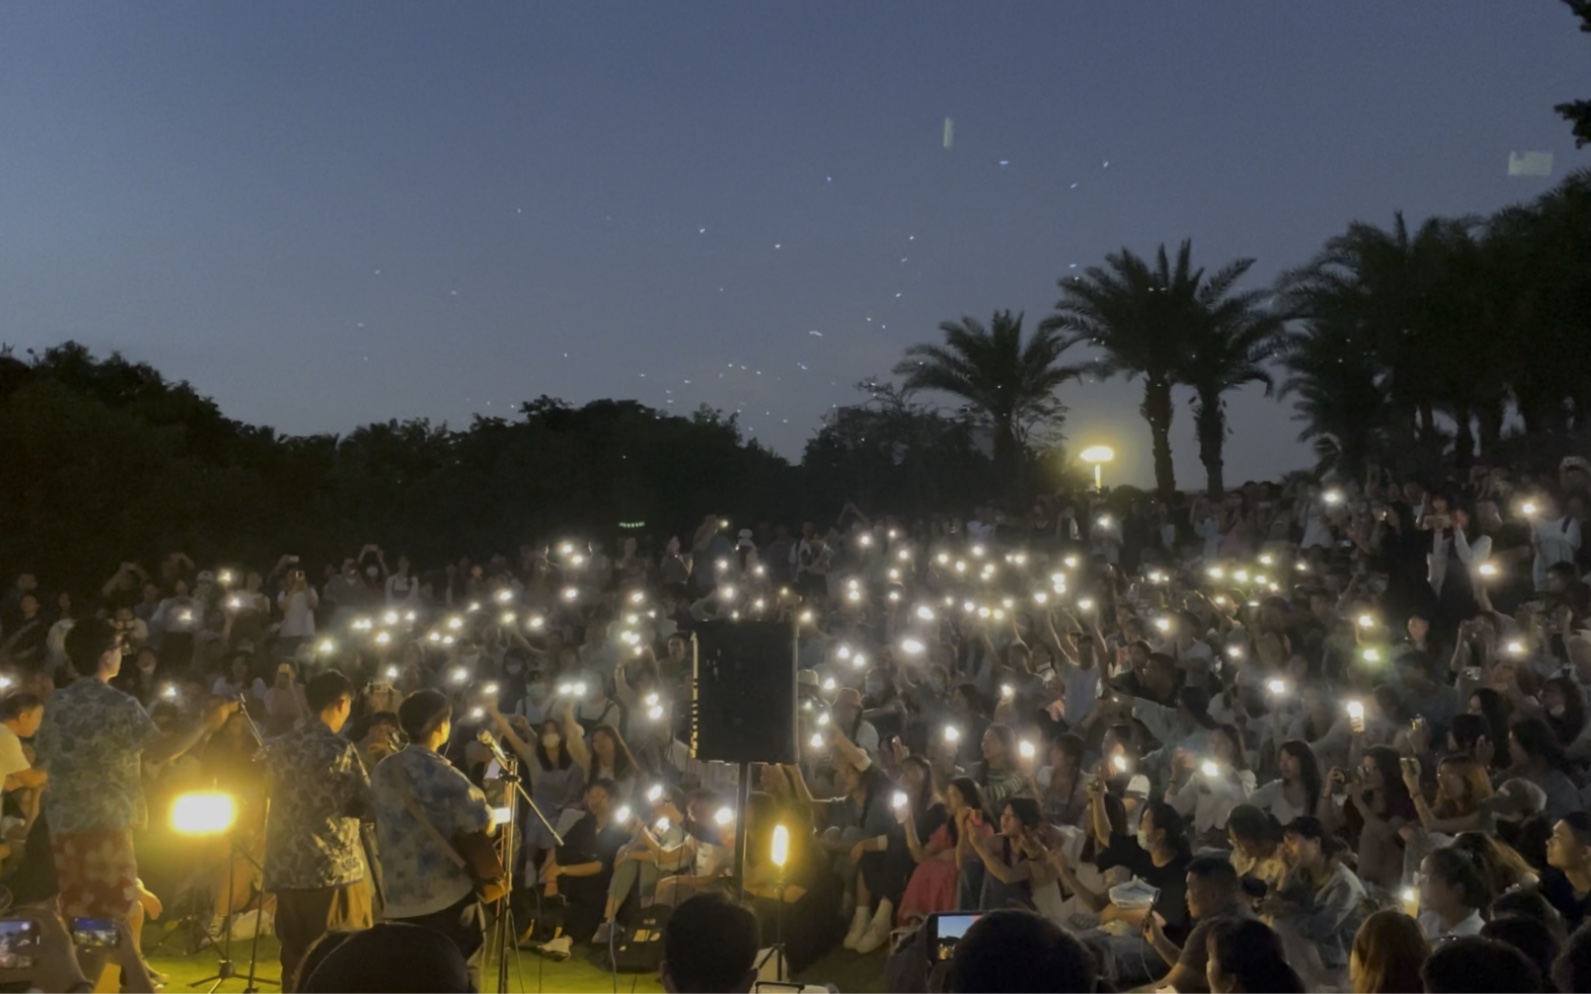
692 621 796 764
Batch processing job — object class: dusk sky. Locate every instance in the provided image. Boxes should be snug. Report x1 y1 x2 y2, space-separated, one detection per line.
2 2 1584 488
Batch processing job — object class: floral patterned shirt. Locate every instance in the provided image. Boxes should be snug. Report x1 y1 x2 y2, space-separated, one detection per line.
263 718 372 891
371 745 491 919
36 678 159 834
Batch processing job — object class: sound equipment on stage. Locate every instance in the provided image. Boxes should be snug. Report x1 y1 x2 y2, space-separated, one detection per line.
690 621 797 765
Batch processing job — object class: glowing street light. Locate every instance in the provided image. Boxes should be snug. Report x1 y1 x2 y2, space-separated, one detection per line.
1080 445 1115 491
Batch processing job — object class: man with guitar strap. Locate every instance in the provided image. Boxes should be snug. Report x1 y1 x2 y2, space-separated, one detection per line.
370 690 502 991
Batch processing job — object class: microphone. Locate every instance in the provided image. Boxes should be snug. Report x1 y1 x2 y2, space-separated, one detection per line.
476 727 513 768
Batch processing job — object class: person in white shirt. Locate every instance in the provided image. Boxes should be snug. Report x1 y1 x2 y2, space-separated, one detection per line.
385 556 420 605
1249 739 1326 827
1416 847 1489 941
1427 508 1492 600
1531 495 1582 591
277 568 319 651
1165 725 1255 839
0 694 47 825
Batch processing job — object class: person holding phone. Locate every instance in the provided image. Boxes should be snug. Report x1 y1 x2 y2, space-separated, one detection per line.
277 563 318 656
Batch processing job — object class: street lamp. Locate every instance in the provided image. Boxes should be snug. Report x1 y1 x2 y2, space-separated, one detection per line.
1080 445 1115 491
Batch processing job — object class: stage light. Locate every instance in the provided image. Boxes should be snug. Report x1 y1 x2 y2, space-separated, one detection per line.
172 792 237 835
771 825 789 868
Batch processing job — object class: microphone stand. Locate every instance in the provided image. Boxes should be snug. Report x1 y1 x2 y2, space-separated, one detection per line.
477 728 564 994
194 695 278 992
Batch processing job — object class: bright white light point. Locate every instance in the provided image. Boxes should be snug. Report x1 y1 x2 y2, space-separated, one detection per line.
1070 182 1078 189
699 228 706 234
774 243 781 249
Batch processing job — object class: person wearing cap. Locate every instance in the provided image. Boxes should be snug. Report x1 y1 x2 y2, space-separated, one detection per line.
369 690 492 988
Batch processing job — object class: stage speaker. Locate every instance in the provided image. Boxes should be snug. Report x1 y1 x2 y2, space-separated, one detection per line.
691 621 796 764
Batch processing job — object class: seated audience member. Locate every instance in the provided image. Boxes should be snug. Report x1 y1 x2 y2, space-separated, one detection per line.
1417 846 1491 941
660 893 759 994
1146 856 1253 994
1490 889 1568 944
1204 917 1305 994
1419 935 1541 994
1544 812 1591 933
1553 921 1591 994
1480 915 1560 992
1350 909 1430 994
299 922 473 993
1264 816 1373 989
947 909 1098 994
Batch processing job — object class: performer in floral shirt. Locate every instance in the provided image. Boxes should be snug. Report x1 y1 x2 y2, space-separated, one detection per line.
263 670 373 989
35 619 234 981
370 690 492 988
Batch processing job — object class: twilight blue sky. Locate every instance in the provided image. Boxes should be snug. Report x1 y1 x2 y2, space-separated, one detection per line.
1 2 1584 487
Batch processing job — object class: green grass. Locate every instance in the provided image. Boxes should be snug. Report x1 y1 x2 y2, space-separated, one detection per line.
144 931 887 992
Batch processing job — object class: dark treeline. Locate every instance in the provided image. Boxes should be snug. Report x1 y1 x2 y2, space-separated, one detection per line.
0 345 1008 591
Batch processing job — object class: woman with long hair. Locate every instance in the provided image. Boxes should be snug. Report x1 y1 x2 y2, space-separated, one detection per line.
1227 804 1288 893
1350 909 1430 994
1322 746 1417 893
975 724 1026 819
961 797 1059 918
1451 831 1541 897
1251 739 1324 825
563 701 642 801
485 705 586 878
1205 917 1305 993
1263 816 1374 990
1036 732 1089 827
1404 754 1493 835
895 756 958 924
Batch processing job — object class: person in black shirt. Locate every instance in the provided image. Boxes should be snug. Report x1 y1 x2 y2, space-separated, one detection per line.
1056 788 1193 989
542 778 629 958
1544 813 1591 934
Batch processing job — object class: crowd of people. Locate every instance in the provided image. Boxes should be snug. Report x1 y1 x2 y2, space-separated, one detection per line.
4 458 1591 992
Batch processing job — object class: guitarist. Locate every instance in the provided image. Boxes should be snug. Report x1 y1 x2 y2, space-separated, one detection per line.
262 670 374 991
370 690 497 990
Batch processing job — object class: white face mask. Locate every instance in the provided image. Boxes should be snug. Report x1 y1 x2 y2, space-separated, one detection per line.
1136 828 1153 851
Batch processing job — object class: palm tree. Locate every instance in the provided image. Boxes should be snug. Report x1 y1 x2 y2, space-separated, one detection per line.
893 311 1082 494
1045 240 1261 499
1182 286 1283 496
1272 302 1387 482
1282 213 1480 449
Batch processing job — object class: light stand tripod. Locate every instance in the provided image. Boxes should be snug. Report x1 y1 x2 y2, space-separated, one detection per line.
478 729 563 994
191 699 278 993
